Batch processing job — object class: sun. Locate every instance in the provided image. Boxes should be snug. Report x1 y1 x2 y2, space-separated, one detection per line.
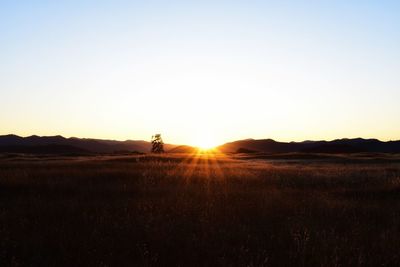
193 133 219 150
196 139 217 150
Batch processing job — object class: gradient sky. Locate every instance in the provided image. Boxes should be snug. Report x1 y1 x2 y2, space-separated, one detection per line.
1 1 399 146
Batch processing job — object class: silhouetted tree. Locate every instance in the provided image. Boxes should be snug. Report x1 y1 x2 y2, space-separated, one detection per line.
151 134 164 153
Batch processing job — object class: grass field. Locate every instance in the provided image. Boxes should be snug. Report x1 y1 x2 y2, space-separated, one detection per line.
1 152 400 266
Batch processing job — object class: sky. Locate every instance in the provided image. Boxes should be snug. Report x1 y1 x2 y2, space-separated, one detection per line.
1 0 399 147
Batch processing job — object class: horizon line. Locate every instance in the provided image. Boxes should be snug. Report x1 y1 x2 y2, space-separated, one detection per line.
1 133 399 146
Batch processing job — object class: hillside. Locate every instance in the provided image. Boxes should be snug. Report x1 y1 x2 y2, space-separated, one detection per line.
168 145 199 153
219 138 400 154
1 135 400 155
0 135 177 154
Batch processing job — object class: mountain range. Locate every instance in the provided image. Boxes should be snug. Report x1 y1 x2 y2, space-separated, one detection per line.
0 134 175 154
0 134 400 154
218 138 400 154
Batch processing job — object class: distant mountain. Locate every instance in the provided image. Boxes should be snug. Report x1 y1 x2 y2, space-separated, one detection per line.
168 145 198 153
0 134 177 154
0 144 90 155
219 138 400 154
219 139 308 153
1 135 399 155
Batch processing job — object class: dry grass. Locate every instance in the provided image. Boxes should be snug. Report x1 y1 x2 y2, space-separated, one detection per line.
1 152 400 266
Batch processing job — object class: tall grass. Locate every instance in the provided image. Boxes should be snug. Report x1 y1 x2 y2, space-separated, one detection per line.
0 154 399 266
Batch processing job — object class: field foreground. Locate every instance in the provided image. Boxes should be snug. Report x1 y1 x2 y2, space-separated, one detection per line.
1 153 400 266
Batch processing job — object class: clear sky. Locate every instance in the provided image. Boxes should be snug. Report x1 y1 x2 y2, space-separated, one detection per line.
1 1 399 147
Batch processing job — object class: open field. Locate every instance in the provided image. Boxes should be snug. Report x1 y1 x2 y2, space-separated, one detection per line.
1 153 400 266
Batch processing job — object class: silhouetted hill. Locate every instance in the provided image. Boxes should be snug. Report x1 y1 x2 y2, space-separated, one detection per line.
0 144 90 155
0 135 177 154
219 138 400 154
236 148 259 153
2 135 399 155
219 139 308 153
168 145 198 153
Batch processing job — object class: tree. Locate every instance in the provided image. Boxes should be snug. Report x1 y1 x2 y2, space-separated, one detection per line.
151 134 164 153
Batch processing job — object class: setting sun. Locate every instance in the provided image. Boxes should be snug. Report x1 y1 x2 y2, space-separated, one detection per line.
196 141 217 150
194 138 219 150
192 131 220 150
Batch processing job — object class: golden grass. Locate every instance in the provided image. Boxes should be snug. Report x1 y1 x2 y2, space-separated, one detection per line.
0 153 400 266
